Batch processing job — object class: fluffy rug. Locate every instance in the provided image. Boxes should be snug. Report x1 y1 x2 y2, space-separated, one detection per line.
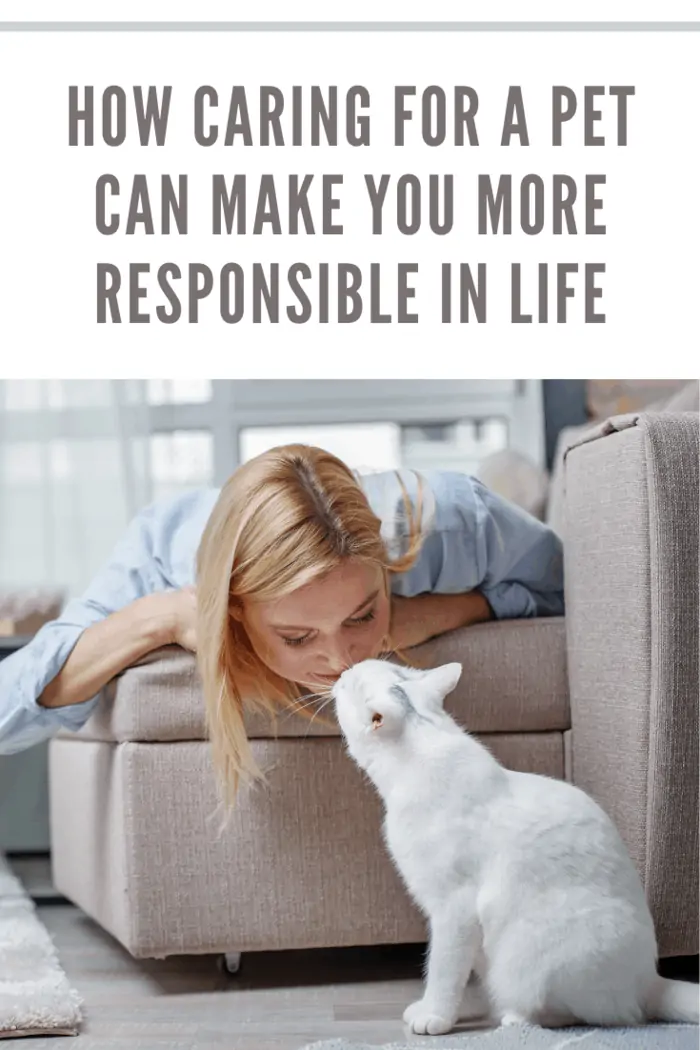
0 852 82 1038
300 1023 699 1049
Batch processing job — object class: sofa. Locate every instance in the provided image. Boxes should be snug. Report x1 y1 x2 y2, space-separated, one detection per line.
48 409 699 962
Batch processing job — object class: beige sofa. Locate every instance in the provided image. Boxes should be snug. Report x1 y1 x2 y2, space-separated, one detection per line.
48 411 699 962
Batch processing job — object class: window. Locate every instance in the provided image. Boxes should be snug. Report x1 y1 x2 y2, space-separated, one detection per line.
401 418 509 476
240 423 402 472
239 417 511 477
146 380 213 405
0 379 544 596
149 430 214 501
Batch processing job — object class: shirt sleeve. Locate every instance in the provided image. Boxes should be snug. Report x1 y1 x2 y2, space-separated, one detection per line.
391 470 564 620
0 503 170 756
473 477 565 619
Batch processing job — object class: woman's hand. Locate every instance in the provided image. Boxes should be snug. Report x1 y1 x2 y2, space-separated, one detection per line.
39 587 198 710
387 595 427 651
387 591 493 652
159 586 198 652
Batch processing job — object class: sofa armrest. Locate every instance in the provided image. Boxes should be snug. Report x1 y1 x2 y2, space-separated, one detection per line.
563 412 699 957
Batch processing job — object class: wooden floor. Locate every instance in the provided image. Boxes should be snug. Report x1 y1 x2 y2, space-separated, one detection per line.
13 857 698 1050
35 903 492 1049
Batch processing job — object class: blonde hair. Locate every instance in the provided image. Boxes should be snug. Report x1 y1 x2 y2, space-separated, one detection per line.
196 444 424 806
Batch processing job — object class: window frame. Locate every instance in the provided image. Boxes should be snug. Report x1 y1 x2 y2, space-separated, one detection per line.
0 379 545 488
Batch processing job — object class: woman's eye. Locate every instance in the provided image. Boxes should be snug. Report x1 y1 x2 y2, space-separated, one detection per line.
347 609 376 627
282 635 310 647
281 609 375 647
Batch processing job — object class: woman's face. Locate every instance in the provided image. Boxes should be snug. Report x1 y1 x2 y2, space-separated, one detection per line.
242 561 390 690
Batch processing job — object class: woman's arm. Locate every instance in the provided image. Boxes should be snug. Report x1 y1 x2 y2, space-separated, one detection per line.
471 477 565 619
388 591 492 650
39 589 195 709
384 469 564 625
0 500 198 756
396 471 564 620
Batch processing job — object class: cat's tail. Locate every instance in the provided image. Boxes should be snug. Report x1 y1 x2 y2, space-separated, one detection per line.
645 977 699 1024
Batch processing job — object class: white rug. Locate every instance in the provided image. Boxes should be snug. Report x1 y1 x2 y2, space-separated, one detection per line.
300 1022 699 1049
0 852 82 1038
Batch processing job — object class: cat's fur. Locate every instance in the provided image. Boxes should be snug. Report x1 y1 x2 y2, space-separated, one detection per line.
332 659 699 1036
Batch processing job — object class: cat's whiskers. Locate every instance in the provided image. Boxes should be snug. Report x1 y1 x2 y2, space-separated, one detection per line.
283 683 336 720
281 691 325 720
303 692 336 738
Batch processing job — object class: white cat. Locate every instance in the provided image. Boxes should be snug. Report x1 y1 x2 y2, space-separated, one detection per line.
332 659 700 1036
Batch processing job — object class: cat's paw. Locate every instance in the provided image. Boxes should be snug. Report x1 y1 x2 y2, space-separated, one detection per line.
500 1011 529 1027
403 999 455 1035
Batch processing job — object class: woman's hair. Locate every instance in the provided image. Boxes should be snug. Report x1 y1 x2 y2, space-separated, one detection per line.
196 444 425 806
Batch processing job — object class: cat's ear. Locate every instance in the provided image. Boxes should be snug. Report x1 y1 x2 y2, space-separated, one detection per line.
422 662 462 702
367 704 403 736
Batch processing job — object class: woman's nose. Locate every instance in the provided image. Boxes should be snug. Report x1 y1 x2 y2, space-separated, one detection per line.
324 637 355 672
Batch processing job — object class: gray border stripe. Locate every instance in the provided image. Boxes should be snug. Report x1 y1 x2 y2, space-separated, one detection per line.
0 21 698 32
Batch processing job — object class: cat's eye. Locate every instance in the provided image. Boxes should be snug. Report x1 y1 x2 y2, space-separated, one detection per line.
371 712 383 728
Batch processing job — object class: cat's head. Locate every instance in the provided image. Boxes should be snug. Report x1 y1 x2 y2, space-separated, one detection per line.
332 658 462 758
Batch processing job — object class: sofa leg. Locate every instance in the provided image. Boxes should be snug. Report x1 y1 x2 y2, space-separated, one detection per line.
219 951 242 975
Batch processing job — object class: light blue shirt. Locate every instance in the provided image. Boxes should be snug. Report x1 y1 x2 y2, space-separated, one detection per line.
0 470 564 755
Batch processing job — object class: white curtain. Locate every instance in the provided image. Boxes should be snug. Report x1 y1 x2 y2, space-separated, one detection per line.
0 378 547 603
0 380 154 600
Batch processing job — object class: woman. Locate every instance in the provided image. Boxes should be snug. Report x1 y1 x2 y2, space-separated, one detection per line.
0 445 564 802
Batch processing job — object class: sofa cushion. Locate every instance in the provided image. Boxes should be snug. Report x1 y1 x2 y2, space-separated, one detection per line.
69 617 569 744
50 731 566 957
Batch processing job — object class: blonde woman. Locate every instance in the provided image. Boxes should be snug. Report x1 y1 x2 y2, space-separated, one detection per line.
0 445 563 801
